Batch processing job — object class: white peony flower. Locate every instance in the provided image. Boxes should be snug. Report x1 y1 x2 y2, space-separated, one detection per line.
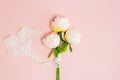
42 32 60 48
65 29 80 44
51 16 71 32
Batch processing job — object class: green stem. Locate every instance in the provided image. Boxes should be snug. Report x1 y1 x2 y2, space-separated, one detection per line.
56 66 60 80
56 54 60 80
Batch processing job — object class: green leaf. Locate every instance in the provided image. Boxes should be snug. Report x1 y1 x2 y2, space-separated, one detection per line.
48 49 53 58
53 48 59 57
59 41 69 53
69 44 73 52
56 47 61 52
62 42 68 52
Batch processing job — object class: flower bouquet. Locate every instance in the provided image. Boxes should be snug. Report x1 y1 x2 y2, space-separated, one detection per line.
42 16 80 80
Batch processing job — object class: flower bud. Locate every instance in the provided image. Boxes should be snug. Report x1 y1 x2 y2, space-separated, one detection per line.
65 29 80 44
42 32 60 48
51 16 70 32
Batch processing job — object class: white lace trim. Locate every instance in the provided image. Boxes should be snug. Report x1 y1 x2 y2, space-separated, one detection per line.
5 27 57 69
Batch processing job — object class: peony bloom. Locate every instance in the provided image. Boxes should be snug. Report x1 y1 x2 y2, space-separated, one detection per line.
42 32 60 48
51 16 71 32
65 29 80 44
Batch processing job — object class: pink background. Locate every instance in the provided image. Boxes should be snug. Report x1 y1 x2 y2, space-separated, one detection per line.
0 0 120 80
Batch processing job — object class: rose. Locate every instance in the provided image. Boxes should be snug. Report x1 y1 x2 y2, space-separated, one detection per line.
51 16 71 32
42 32 60 48
65 29 80 44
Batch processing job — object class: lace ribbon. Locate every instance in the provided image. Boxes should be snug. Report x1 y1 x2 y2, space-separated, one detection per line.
5 27 58 69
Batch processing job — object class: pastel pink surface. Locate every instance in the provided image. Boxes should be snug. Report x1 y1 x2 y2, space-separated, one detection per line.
0 0 120 80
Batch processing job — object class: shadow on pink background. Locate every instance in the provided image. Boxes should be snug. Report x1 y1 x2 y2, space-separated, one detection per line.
0 0 120 80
